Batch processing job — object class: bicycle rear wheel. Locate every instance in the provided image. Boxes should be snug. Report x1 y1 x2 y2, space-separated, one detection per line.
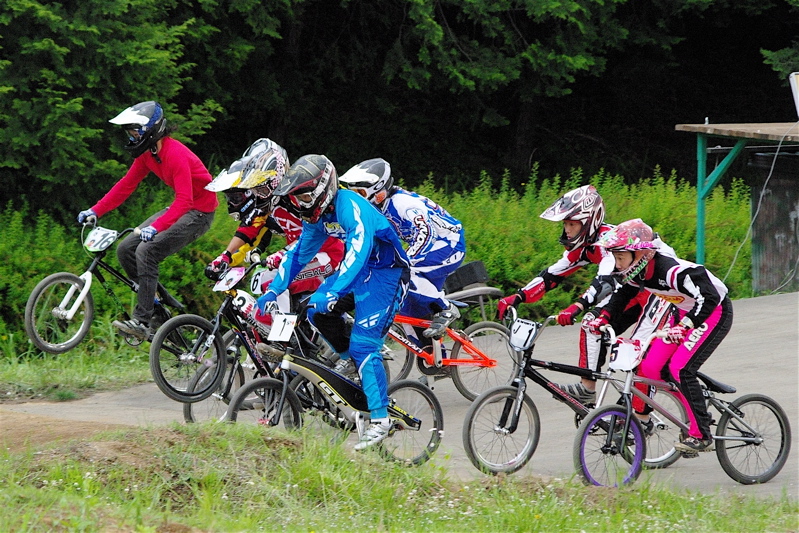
149 314 227 403
379 380 444 466
573 404 645 487
462 385 541 475
715 393 792 484
226 376 303 429
25 272 95 354
450 322 520 401
644 389 688 469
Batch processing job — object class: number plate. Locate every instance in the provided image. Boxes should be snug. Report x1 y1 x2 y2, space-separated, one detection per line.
509 318 540 351
213 267 246 291
83 226 118 252
268 313 297 342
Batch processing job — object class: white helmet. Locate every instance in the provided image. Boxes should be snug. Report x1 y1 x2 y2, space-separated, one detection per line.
540 184 605 251
339 158 393 206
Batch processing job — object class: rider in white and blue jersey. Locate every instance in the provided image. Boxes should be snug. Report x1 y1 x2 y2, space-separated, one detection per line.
340 158 466 339
257 154 410 451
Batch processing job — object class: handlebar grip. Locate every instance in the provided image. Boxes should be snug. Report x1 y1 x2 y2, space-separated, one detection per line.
133 227 142 236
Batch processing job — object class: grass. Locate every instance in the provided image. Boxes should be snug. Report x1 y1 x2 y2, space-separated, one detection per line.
1 314 152 402
0 422 796 532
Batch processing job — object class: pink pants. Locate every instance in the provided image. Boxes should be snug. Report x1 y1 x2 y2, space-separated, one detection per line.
633 299 732 439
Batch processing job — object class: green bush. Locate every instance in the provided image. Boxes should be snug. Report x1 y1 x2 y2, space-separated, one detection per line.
1 168 753 357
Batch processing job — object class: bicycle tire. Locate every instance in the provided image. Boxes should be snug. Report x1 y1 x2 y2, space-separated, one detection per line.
450 321 520 401
149 314 227 403
226 376 304 429
715 393 792 485
573 404 645 487
385 322 415 382
462 385 541 475
288 374 354 438
644 388 688 469
378 379 444 466
25 272 95 354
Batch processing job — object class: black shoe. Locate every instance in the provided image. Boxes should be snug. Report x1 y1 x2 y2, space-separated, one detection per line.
641 418 655 437
675 436 714 454
112 318 150 340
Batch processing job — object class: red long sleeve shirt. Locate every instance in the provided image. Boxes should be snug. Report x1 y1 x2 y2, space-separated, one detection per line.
92 138 218 232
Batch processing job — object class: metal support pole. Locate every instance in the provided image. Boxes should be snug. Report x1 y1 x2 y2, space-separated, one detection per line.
695 135 747 264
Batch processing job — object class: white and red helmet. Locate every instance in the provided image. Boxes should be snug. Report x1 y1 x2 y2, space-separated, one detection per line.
540 184 605 250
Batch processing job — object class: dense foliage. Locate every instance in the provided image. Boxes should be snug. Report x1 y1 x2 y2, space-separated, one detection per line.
1 172 752 358
1 0 796 224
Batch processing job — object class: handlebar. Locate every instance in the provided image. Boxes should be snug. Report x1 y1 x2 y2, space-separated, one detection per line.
599 324 668 352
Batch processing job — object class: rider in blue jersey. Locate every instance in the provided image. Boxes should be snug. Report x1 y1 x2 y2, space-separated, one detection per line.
257 154 410 450
339 158 466 340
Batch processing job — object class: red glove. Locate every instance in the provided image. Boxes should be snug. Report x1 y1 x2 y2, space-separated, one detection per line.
264 250 285 270
556 304 582 326
204 251 231 280
665 324 689 344
497 294 521 320
584 310 611 335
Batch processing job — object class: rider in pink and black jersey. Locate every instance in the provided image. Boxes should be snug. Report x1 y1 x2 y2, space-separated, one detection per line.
587 218 733 454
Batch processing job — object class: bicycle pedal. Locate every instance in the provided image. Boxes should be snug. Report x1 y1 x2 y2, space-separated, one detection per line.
680 451 699 459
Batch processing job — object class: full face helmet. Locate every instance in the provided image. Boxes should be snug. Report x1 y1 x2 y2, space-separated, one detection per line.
205 156 255 220
273 154 337 224
594 218 658 283
540 185 605 251
339 158 393 207
238 139 290 208
108 101 169 158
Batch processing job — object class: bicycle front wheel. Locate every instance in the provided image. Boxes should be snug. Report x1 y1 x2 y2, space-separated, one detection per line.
25 272 95 354
226 376 303 429
573 404 645 487
379 380 444 466
462 385 540 475
385 322 415 382
715 393 792 484
644 389 688 469
149 314 227 403
450 322 520 401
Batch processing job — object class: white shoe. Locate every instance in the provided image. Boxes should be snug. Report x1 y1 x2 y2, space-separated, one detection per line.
354 421 391 451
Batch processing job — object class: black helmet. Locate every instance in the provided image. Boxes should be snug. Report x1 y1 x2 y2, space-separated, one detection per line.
109 101 169 158
274 154 337 224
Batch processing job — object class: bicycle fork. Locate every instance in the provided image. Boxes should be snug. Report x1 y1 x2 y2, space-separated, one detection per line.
497 376 528 434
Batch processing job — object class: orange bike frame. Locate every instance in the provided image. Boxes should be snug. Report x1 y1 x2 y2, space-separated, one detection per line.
389 315 498 368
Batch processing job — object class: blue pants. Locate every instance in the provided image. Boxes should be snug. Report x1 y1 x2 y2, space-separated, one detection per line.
307 266 409 418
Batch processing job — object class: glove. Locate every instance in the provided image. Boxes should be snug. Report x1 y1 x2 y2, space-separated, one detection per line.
139 225 157 242
204 252 232 280
77 208 96 224
556 304 582 326
309 291 338 313
497 294 521 320
264 250 285 270
665 324 690 344
257 290 279 314
584 310 611 335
